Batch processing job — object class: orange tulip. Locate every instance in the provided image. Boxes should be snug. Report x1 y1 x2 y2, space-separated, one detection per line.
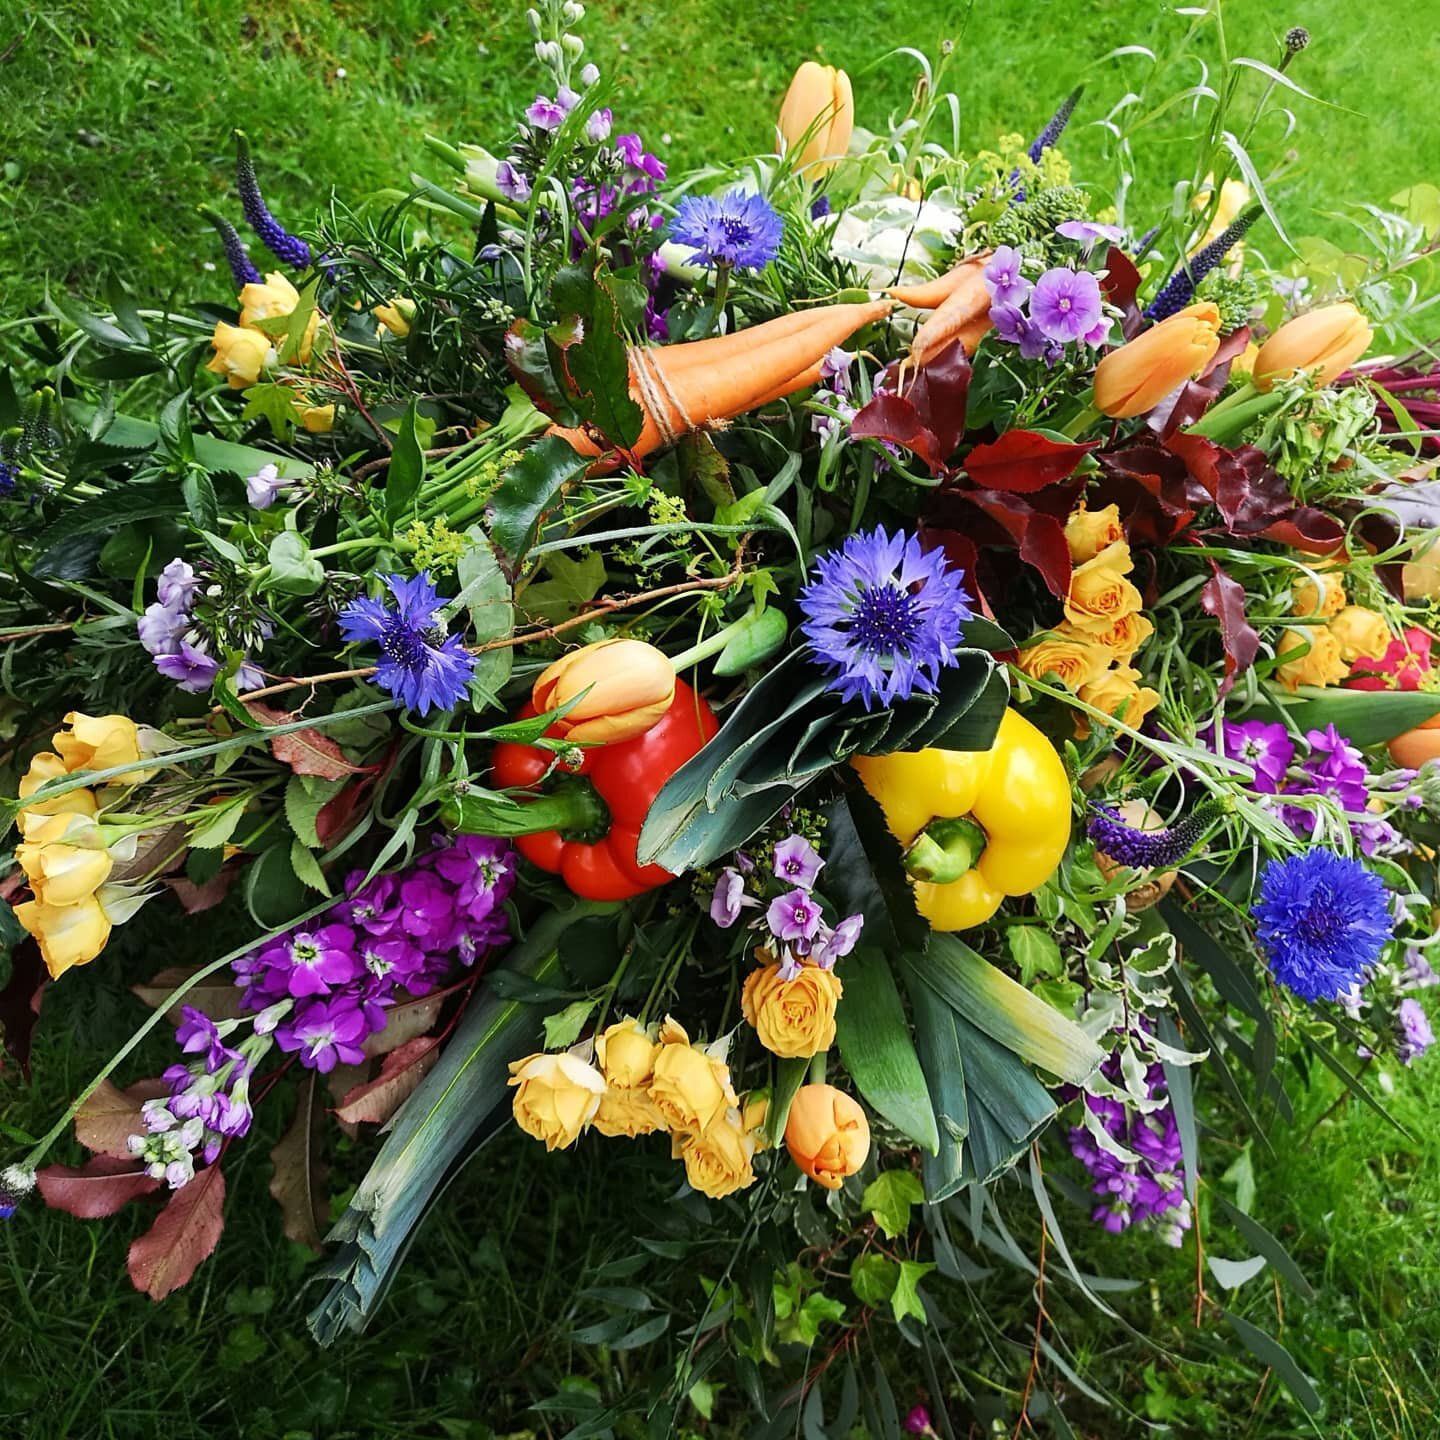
532 637 676 744
784 1083 870 1189
1388 713 1440 770
1254 302 1372 391
1093 302 1222 419
777 62 853 172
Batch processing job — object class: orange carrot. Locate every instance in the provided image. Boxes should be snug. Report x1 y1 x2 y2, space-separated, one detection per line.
637 308 827 373
887 252 992 310
910 264 994 366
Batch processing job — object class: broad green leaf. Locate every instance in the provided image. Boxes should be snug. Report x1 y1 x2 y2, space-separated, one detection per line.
1255 683 1440 747
834 948 938 1152
861 1170 924 1240
902 969 969 1202
385 399 426 531
850 1253 898 1308
542 998 597 1050
289 838 332 896
266 531 325 596
565 271 645 449
889 1261 935 1325
190 799 246 850
823 790 927 953
489 435 593 559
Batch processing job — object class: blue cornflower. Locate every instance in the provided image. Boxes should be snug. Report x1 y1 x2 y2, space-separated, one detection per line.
1252 850 1392 1002
338 573 476 715
669 189 784 272
798 528 973 710
234 130 312 269
199 204 262 288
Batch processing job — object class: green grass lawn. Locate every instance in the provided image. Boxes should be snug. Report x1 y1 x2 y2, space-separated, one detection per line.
4 2 1440 1435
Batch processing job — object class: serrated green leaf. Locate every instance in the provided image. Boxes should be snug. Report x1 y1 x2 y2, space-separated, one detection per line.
861 1170 924 1240
289 837 332 896
284 773 346 849
542 998 596 1050
190 800 246 850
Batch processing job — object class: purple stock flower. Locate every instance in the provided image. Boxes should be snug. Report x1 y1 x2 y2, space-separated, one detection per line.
283 925 360 997
338 572 477 716
982 246 1031 307
904 1407 934 1436
772 835 824 891
175 1007 237 1070
1029 267 1104 344
155 642 222 692
615 134 666 187
277 996 368 1073
767 889 823 945
433 834 516 918
399 871 457 944
1218 719 1294 793
670 189 784 273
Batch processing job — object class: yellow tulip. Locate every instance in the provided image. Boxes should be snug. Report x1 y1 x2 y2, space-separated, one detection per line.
532 637 677 744
1254 303 1372 391
777 62 854 172
14 893 114 979
784 1083 869 1190
374 296 415 338
205 321 272 390
1093 302 1222 419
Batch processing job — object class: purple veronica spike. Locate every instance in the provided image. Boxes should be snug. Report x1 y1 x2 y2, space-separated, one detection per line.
338 572 476 716
199 205 262 288
1027 86 1084 165
798 527 974 709
669 189 784 273
1087 801 1220 870
1146 205 1261 320
234 130 312 269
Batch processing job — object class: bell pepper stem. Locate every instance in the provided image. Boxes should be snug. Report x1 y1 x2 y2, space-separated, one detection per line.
442 776 610 844
903 816 987 884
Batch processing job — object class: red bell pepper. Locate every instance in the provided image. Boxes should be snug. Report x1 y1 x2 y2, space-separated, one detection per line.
479 678 717 901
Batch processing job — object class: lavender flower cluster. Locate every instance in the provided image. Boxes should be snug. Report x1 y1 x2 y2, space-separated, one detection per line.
1068 1052 1190 1247
129 835 515 1189
983 246 1112 364
137 558 266 694
710 833 863 978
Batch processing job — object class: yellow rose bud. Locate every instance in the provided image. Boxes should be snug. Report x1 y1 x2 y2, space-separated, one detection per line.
16 812 113 907
1063 542 1142 634
777 61 854 173
648 1038 736 1134
18 752 98 821
1064 503 1125 564
740 961 843 1059
1094 302 1223 419
1016 635 1111 692
1254 302 1372 392
205 321 272 390
784 1083 870 1190
1275 626 1348 692
1292 567 1346 619
532 637 677 744
592 1085 668 1139
678 1111 757 1198
595 1019 659 1089
1078 666 1161 727
507 1051 605 1150
53 711 142 774
1327 606 1392 665
15 893 113 978
1086 610 1154 663
239 272 319 363
374 296 415 338
741 1093 770 1148
300 403 336 434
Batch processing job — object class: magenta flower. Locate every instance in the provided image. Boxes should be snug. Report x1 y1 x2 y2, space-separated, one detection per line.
284 925 361 998
399 871 458 943
1215 718 1294 793
1029 267 1104 344
772 835 824 891
767 889 823 944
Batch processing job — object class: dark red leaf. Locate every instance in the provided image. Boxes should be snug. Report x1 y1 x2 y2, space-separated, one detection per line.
1199 324 1253 381
166 867 236 914
964 429 1099 493
36 1156 161 1218
128 1164 227 1300
1096 446 1201 546
0 939 46 1080
918 526 993 619
1259 507 1348 555
336 1036 441 1125
850 391 948 474
76 1078 171 1159
1101 245 1143 316
897 340 972 458
1201 561 1261 698
245 702 377 780
964 489 1073 598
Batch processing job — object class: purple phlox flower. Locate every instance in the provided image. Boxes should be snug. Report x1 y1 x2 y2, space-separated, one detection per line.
670 188 784 273
991 301 1044 360
798 527 974 710
1397 997 1434 1065
399 870 458 944
810 388 858 443
155 641 221 693
1029 267 1104 344
579 62 600 86
1402 948 1440 990
200 205 262 288
245 462 291 510
811 913 864 969
157 558 200 610
767 888 823 945
235 130 311 268
495 160 532 203
525 94 569 131
276 996 368 1073
138 601 189 657
1057 219 1126 248
982 246 1032 307
1217 718 1294 794
338 571 477 716
283 924 361 998
614 134 666 187
820 347 854 384
709 867 755 928
772 834 825 891
585 108 613 143
1273 275 1309 302
1252 850 1392 1002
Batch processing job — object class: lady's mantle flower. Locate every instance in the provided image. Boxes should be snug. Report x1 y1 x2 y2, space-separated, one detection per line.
670 189 784 272
798 527 973 709
1252 850 1392 1002
1030 267 1107 345
338 572 476 715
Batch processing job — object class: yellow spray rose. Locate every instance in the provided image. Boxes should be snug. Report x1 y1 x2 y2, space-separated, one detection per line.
677 1111 757 1198
1064 503 1125 564
18 752 98 822
14 893 114 978
784 1084 870 1190
16 813 113 908
741 961 843 1059
374 296 415 338
1327 606 1392 665
1063 542 1143 634
1292 568 1346 619
1078 666 1161 727
507 1051 606 1150
595 1018 659 1088
1016 635 1111 692
238 272 319 363
53 711 142 774
205 321 272 390
1087 610 1154 663
1275 626 1348 691
592 1085 668 1139
647 1020 736 1134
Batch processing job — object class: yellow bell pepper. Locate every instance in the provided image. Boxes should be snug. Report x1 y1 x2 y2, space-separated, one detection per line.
851 709 1071 931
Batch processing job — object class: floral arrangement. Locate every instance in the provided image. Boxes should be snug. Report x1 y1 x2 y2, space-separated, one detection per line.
4 4 1440 1427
